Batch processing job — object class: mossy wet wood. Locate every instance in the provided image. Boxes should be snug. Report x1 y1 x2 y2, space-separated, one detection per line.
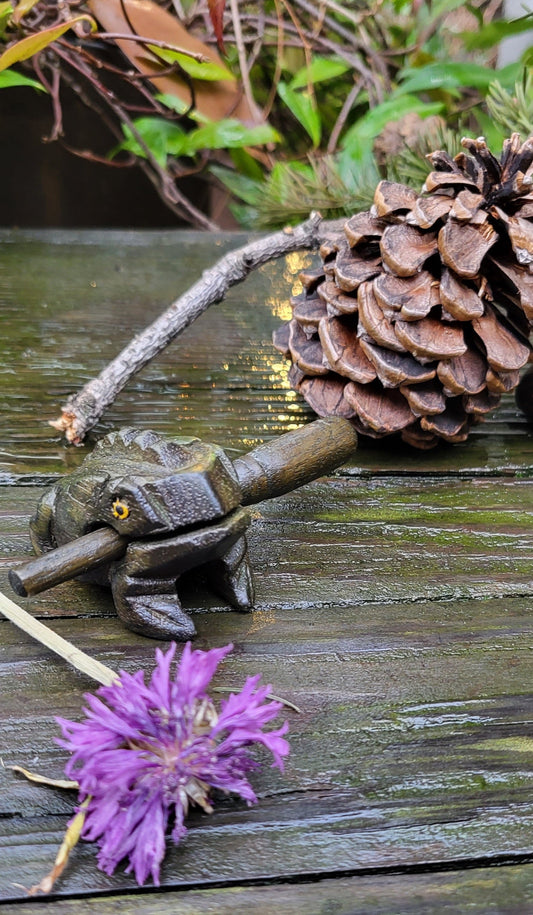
3 864 533 914
0 230 532 905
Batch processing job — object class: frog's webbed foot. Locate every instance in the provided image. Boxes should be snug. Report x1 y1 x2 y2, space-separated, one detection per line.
110 571 196 640
204 535 254 610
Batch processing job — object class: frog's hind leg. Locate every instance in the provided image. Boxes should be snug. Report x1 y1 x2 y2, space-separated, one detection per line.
110 568 196 640
203 535 255 611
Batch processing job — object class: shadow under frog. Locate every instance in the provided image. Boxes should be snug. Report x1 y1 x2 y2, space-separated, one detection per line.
30 428 254 639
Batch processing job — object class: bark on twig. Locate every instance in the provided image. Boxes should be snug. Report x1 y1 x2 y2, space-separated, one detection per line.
51 212 342 444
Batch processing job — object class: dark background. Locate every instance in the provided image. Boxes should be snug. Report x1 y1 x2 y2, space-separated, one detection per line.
0 86 208 228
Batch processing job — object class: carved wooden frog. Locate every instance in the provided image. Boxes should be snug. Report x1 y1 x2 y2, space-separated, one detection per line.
30 428 254 639
13 417 358 639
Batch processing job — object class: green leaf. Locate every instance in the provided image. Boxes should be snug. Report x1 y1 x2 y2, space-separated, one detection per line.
494 61 528 87
109 118 188 166
429 0 468 17
398 61 503 95
290 56 351 90
336 147 380 196
0 67 46 90
0 2 12 34
277 82 321 146
519 46 533 68
228 201 258 228
210 164 263 205
461 14 533 51
229 147 265 181
187 119 279 151
111 116 278 165
154 93 212 125
0 14 96 72
146 45 234 81
340 95 444 161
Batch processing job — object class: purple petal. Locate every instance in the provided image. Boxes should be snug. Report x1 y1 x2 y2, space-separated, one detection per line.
125 794 168 886
148 642 177 710
175 642 233 707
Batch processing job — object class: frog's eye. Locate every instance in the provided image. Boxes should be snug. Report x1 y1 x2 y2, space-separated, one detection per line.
112 498 130 521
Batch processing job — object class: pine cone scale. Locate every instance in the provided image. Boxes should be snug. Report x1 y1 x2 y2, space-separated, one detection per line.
358 282 407 352
471 306 530 371
438 219 497 278
380 224 438 276
318 316 377 383
275 134 533 448
440 269 484 320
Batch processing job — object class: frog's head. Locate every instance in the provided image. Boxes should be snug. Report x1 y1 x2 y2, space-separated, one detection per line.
95 450 242 538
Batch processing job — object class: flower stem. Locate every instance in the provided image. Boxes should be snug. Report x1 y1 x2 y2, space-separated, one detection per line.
0 590 117 686
27 797 90 896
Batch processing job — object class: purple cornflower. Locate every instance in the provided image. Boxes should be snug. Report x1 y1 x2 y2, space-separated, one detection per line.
56 642 289 886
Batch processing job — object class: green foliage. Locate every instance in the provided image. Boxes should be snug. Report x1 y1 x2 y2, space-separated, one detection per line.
211 156 378 228
0 66 44 90
277 81 321 147
0 2 12 37
1 0 533 228
486 73 533 137
147 45 234 81
211 2 533 228
460 14 533 51
396 61 513 96
0 14 95 72
111 116 279 166
289 57 351 90
340 96 445 162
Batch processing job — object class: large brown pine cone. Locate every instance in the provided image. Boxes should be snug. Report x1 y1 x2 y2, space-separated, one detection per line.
274 134 533 448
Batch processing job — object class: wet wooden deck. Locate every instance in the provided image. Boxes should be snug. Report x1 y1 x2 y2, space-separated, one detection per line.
1 229 533 912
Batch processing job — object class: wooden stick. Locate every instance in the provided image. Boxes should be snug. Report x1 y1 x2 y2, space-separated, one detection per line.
9 527 128 598
0 590 117 686
50 213 343 444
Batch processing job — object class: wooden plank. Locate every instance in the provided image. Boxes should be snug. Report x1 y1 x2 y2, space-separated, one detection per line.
1 479 532 894
0 229 532 479
3 863 533 914
1 593 532 897
1 229 533 904
3 476 533 614
2 794 533 899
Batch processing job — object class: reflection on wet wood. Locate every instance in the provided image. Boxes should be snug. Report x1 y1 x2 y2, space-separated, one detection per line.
1 230 532 907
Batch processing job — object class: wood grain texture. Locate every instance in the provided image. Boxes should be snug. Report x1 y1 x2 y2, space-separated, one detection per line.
2 865 533 914
1 229 532 905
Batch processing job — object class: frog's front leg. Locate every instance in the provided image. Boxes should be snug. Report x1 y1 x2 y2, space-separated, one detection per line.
110 568 196 640
109 508 252 639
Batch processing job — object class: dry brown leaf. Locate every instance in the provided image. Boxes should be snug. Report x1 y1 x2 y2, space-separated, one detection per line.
88 0 261 123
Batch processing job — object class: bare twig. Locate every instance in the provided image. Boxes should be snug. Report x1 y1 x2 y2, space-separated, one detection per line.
54 45 217 230
262 0 285 120
50 212 343 443
95 32 208 61
228 0 259 122
327 78 362 154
